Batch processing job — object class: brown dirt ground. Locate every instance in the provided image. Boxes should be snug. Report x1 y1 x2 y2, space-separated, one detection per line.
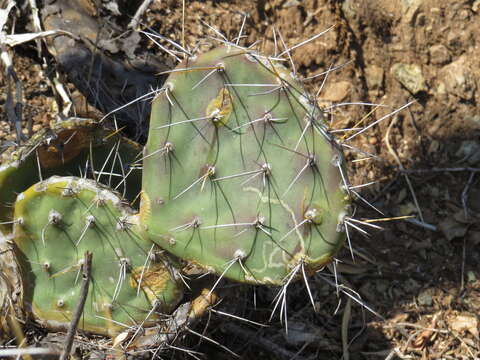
1 0 479 359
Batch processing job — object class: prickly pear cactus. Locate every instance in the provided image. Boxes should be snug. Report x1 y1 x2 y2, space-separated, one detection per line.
141 46 350 285
11 176 182 336
0 119 142 233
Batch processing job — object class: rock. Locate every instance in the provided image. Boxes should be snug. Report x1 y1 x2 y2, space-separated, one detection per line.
391 63 427 94
283 0 300 8
342 0 358 20
455 140 480 165
438 56 477 100
473 0 480 13
449 315 479 339
417 288 433 306
365 65 384 90
439 218 468 241
429 44 451 65
465 115 480 129
320 80 351 102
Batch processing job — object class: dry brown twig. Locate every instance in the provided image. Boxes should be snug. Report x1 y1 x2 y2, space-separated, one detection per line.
128 0 154 29
59 251 93 360
113 288 219 354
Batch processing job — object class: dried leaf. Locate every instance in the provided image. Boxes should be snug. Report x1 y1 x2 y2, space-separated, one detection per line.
112 330 130 348
450 315 479 339
412 314 439 349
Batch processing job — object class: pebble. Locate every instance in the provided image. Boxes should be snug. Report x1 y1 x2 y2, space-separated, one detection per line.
365 65 384 90
391 63 427 94
455 140 480 165
438 56 477 100
319 80 351 102
429 44 451 65
474 0 480 12
417 288 433 306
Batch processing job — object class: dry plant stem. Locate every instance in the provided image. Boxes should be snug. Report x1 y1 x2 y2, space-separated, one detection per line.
461 236 466 291
5 312 32 360
28 0 42 57
52 75 72 118
341 297 352 360
128 0 154 29
59 252 93 360
385 115 424 222
461 171 476 219
0 348 60 357
1 43 24 142
404 218 437 232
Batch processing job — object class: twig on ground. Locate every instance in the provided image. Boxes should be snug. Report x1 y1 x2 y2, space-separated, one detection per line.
0 347 60 357
341 297 352 360
27 0 42 57
405 218 437 232
128 0 154 29
52 76 73 118
1 45 24 142
60 251 92 360
461 171 476 219
121 289 218 351
461 236 466 291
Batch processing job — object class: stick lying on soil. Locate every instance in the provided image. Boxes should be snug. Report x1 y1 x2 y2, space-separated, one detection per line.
60 252 93 360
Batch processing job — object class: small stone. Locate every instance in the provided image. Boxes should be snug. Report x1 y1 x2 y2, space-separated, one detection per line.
438 57 477 100
391 63 427 94
320 80 351 102
473 0 480 12
439 218 468 241
283 0 300 7
455 140 480 165
436 81 447 97
365 65 384 90
417 288 433 306
465 115 480 128
429 44 451 65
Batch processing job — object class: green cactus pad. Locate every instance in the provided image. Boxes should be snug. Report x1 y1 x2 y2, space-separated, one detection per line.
0 118 142 234
12 176 182 336
142 47 350 285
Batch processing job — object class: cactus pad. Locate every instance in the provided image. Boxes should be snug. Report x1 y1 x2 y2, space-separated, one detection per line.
12 176 182 336
0 119 142 233
142 47 350 285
